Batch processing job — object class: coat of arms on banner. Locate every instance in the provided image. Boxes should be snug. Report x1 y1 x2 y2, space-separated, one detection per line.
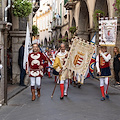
99 17 117 46
73 52 84 67
62 37 96 84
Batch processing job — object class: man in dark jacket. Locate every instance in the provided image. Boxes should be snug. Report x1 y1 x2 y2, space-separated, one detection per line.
18 41 26 86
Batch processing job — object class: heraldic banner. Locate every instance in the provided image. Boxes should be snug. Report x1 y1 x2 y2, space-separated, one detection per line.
99 17 117 46
63 37 96 84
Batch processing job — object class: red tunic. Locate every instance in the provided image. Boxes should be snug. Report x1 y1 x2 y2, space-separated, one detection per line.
100 53 110 68
28 52 47 77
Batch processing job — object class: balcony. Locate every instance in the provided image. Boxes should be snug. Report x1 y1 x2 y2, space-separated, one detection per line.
51 18 62 30
64 0 77 10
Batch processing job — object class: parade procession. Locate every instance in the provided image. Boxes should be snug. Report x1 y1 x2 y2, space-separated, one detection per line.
0 0 120 120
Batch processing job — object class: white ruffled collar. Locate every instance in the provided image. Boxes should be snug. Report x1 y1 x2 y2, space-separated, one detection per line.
57 50 67 56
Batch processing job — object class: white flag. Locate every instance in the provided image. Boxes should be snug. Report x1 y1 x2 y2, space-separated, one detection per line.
23 22 31 69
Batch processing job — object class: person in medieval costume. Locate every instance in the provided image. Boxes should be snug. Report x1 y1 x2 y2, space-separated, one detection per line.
45 48 52 78
26 43 47 101
53 48 60 83
53 43 72 100
96 46 111 101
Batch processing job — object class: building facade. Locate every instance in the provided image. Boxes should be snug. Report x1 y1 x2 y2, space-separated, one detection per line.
0 0 7 104
0 0 35 104
34 0 120 83
64 0 118 82
33 0 53 47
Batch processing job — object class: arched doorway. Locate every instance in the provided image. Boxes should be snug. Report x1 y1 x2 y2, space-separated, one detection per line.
65 31 68 42
72 17 76 27
95 0 109 16
78 1 90 41
93 0 109 44
59 33 62 38
44 38 47 47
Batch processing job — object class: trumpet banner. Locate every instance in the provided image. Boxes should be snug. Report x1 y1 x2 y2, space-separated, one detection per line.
63 37 96 84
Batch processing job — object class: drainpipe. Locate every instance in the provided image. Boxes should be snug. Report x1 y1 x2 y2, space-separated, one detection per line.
4 0 11 22
4 0 11 105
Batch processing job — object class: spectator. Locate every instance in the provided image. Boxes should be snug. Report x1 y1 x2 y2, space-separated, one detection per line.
113 47 120 85
18 41 26 86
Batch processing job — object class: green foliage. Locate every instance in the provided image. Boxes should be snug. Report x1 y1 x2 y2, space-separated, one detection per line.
32 25 39 37
57 36 68 43
62 36 68 42
48 38 55 44
113 0 120 16
53 16 56 21
93 10 105 30
40 44 43 47
69 26 76 35
12 0 32 18
58 38 62 43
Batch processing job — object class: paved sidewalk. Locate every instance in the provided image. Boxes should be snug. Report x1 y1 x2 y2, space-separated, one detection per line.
7 84 28 100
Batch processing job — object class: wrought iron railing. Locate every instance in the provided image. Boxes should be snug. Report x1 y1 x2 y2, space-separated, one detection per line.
51 18 62 29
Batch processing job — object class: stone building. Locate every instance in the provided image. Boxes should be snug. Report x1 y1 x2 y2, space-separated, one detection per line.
51 0 70 48
34 0 70 48
33 0 53 47
34 0 120 83
0 0 7 105
0 0 36 104
63 0 118 83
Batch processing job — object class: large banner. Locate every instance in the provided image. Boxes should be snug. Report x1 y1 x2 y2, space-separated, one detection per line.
99 17 117 46
62 37 96 84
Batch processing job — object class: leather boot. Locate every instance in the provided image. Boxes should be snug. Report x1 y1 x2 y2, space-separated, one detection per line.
37 88 41 97
31 89 36 101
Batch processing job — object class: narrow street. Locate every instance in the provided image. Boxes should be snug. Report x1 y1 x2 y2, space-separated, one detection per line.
0 76 120 120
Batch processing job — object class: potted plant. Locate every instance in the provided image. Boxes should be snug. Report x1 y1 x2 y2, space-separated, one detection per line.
69 26 76 36
93 10 105 30
12 0 32 18
51 39 54 43
40 44 43 47
32 25 39 37
58 38 62 43
53 16 56 21
62 36 68 42
113 0 120 16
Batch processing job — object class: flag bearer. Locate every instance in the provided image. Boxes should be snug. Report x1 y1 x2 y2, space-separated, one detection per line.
96 46 111 101
53 43 72 100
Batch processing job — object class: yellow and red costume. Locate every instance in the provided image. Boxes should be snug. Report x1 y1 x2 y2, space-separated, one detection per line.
53 50 72 99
